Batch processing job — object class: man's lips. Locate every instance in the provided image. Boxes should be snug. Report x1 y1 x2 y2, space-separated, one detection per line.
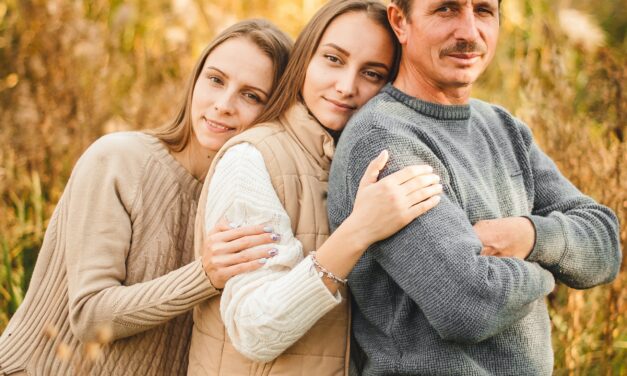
325 97 357 112
203 116 235 133
448 53 482 59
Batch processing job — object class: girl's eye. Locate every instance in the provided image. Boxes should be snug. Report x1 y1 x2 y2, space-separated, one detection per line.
363 70 385 82
324 54 341 64
243 92 262 104
208 75 224 85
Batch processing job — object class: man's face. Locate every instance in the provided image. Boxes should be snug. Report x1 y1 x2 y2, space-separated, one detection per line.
396 0 500 90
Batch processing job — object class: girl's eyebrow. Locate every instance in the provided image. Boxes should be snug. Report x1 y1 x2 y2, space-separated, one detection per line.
205 66 227 77
321 43 390 71
321 43 350 56
206 66 269 98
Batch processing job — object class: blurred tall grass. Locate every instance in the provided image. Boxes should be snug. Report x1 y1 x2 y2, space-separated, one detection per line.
0 0 625 374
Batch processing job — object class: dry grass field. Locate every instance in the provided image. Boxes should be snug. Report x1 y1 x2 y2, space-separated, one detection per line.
0 0 625 374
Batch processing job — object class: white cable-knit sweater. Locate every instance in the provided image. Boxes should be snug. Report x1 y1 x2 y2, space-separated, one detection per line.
203 142 341 362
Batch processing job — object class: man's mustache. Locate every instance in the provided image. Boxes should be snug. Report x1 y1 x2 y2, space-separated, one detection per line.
440 40 487 56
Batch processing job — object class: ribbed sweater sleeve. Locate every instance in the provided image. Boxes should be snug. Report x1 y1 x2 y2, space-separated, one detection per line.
204 143 340 362
514 121 622 288
64 134 216 343
345 128 556 344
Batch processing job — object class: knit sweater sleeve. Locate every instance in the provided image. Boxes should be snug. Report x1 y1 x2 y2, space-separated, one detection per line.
204 143 340 363
342 128 556 344
64 134 216 343
515 122 622 288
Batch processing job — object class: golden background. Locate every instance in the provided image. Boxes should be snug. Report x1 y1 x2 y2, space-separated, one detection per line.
0 0 625 374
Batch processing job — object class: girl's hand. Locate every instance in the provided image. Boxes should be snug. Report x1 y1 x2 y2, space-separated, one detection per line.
345 150 442 249
201 220 281 289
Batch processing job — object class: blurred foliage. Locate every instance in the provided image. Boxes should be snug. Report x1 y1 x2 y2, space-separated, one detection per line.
0 0 625 374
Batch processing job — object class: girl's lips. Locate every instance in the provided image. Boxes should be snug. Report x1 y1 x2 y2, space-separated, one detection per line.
325 97 357 112
203 117 235 133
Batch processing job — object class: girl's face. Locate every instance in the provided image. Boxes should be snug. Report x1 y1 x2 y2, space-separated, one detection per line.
191 37 274 153
302 11 394 132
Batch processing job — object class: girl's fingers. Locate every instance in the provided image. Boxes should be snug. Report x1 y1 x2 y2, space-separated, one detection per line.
224 258 269 281
406 183 443 205
211 223 274 243
358 150 389 189
208 218 234 236
408 195 441 219
211 232 280 256
219 233 280 255
215 246 278 268
382 164 434 185
401 174 441 195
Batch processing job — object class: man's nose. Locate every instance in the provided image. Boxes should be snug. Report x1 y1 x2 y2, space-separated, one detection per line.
454 9 480 41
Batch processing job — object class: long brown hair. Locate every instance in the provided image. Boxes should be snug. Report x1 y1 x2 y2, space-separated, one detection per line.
255 0 400 125
149 19 293 152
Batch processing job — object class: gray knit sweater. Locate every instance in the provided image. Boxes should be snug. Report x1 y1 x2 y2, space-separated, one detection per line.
327 84 621 376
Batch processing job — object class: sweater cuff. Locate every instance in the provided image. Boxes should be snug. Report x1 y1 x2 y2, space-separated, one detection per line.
271 256 342 318
525 214 567 267
187 259 221 301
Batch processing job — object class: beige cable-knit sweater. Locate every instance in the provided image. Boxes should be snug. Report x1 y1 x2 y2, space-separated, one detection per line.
0 132 218 376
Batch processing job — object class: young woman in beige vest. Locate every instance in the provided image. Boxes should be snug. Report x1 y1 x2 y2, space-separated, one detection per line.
189 1 443 374
0 20 293 376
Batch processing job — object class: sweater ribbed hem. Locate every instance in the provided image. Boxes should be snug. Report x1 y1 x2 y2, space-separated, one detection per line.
382 83 471 120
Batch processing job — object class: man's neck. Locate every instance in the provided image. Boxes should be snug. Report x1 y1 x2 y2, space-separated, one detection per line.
393 63 472 105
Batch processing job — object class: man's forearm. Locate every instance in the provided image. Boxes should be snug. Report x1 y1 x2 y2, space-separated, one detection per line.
525 141 621 288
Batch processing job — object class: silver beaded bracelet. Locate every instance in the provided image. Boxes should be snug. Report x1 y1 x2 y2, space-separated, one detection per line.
310 251 348 285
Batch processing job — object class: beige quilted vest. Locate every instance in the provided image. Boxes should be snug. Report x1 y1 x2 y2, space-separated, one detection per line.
188 103 350 376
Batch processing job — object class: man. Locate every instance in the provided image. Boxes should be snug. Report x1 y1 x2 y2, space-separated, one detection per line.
327 0 621 375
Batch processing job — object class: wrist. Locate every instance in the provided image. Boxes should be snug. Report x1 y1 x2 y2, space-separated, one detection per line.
335 214 372 254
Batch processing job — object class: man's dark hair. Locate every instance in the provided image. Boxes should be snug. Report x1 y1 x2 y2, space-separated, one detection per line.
391 0 502 17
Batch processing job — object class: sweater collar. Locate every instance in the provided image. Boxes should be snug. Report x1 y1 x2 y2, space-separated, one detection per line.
382 83 471 120
137 132 204 199
279 102 335 170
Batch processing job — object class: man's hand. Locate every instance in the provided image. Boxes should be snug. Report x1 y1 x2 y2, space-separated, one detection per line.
473 217 536 260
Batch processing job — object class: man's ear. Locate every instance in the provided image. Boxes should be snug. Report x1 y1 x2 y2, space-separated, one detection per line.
387 3 409 45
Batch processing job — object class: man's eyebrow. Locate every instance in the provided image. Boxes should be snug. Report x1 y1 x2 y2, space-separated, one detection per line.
474 0 497 9
432 0 462 9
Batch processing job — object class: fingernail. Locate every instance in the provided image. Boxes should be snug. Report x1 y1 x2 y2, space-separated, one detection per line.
268 248 279 257
263 226 274 233
258 258 268 264
271 233 281 241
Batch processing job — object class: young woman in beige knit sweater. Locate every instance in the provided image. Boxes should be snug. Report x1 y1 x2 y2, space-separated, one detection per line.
0 20 294 376
189 1 443 374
